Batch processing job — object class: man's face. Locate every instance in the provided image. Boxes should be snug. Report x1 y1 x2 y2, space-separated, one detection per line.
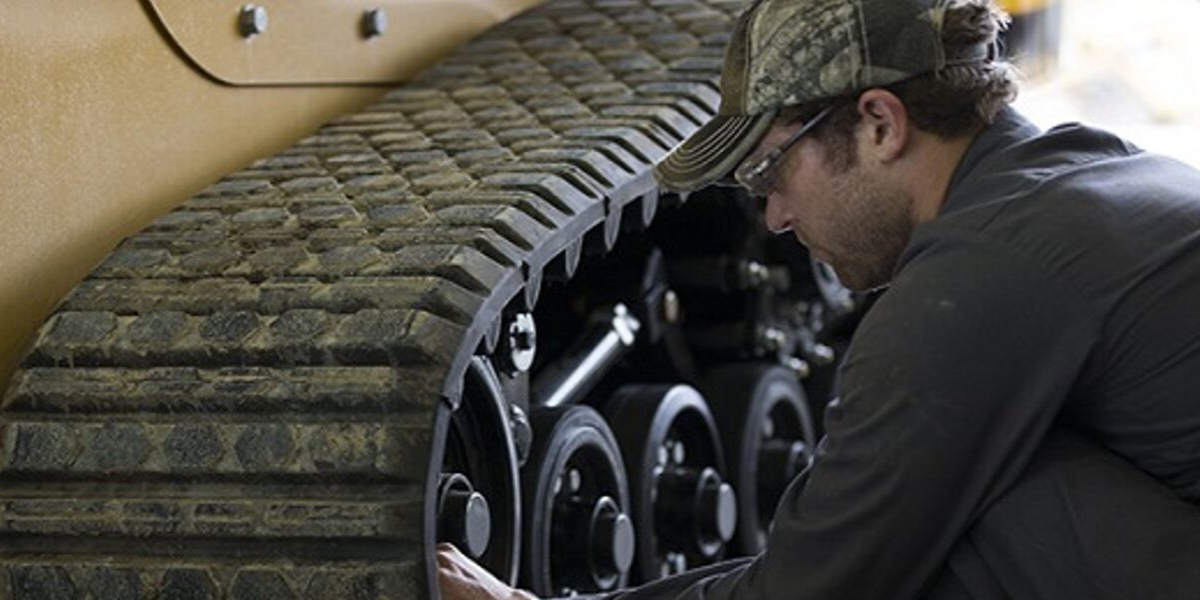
749 116 915 291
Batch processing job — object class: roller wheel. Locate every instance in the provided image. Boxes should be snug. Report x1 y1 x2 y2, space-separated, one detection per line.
703 364 816 554
439 358 522 583
605 384 736 583
521 405 634 597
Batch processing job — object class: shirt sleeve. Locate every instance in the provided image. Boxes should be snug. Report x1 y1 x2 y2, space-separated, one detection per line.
589 234 1103 600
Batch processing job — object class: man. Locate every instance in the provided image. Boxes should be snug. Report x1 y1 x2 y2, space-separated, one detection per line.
441 0 1200 598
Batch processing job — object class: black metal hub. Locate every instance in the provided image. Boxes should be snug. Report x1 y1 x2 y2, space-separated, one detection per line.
438 473 493 559
439 358 522 583
656 466 737 559
522 405 634 597
554 494 635 588
703 364 816 554
605 384 735 582
590 496 636 578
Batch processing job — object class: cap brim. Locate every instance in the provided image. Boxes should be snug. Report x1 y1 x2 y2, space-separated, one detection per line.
654 110 776 193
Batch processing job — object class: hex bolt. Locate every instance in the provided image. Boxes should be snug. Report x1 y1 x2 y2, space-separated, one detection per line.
567 468 582 494
656 444 670 467
239 4 269 37
670 552 687 574
671 440 685 465
504 313 536 374
362 8 388 38
804 342 836 366
757 326 787 353
740 260 770 288
784 357 812 379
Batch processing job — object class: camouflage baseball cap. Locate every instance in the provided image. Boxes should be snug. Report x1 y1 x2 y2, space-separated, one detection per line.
655 0 993 192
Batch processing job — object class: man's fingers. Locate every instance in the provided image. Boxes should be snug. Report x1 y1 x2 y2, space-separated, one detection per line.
436 543 457 569
436 544 472 578
436 544 538 600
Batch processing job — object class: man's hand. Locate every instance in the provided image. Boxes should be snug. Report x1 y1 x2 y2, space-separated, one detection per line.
437 543 539 600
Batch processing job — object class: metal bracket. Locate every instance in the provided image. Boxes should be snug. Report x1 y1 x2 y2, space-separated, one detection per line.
143 0 543 85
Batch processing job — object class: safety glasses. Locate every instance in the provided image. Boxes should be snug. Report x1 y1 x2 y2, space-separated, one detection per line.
733 104 837 198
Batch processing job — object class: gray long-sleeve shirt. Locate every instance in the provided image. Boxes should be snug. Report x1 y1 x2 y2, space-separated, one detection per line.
587 108 1200 600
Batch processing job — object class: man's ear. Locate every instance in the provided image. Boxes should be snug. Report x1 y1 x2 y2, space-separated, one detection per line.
855 89 908 163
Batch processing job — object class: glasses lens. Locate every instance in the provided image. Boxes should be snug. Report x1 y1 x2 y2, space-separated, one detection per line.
734 153 772 197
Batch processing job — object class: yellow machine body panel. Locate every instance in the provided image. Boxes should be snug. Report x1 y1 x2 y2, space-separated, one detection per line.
0 0 543 389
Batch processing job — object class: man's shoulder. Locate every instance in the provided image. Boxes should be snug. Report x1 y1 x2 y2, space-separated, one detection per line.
905 136 1200 305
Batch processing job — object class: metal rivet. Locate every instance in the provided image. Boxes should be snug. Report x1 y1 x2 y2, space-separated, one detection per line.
662 289 681 324
671 440 685 464
656 445 670 467
239 4 269 37
363 8 388 38
785 357 812 379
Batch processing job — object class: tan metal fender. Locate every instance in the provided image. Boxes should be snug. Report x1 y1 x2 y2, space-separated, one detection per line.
145 0 541 84
0 0 543 390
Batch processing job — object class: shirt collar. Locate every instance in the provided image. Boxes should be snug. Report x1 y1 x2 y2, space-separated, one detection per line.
940 107 1042 215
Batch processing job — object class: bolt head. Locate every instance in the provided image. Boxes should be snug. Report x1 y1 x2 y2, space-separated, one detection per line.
506 313 536 373
670 552 687 574
662 290 681 324
671 441 685 464
239 4 268 37
363 8 388 37
784 357 812 379
744 261 769 286
757 327 787 353
811 343 836 366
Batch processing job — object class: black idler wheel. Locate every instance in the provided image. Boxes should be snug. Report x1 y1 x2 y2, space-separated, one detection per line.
605 384 736 582
439 358 523 583
521 405 634 597
703 363 816 554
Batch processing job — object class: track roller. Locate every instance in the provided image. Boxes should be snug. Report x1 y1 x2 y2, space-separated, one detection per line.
605 384 736 582
703 364 816 554
440 358 523 583
521 405 634 597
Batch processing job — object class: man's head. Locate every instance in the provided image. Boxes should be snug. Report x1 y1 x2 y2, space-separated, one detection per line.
655 0 1017 290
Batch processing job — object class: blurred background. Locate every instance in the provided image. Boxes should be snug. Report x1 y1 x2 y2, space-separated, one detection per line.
1002 0 1200 168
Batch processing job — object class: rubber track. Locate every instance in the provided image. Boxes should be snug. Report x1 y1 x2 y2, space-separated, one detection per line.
0 0 739 598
